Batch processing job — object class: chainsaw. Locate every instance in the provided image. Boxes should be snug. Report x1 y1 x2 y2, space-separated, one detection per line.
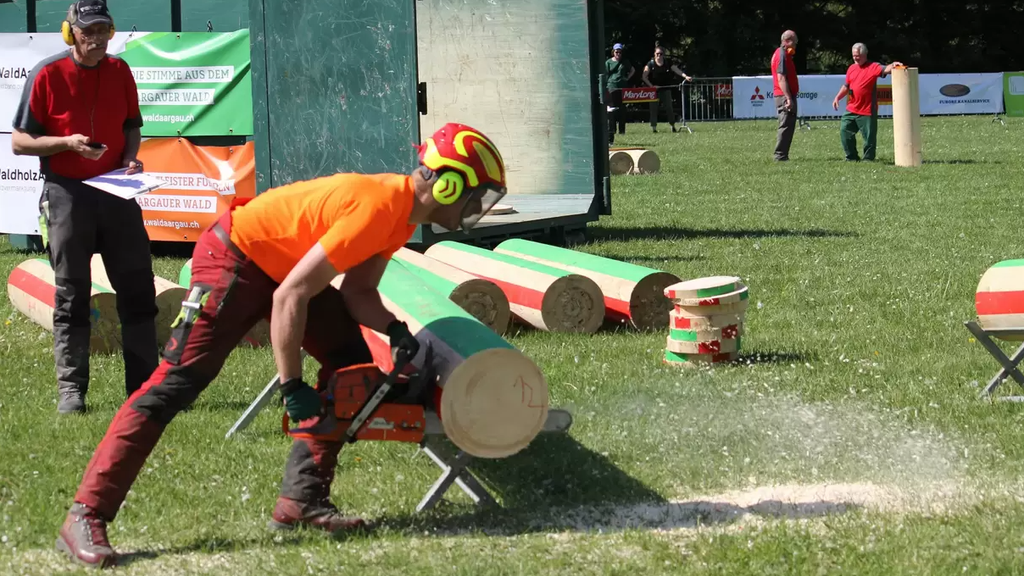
283 344 442 445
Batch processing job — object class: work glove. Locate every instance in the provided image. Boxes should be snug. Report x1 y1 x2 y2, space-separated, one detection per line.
279 378 322 421
386 320 420 365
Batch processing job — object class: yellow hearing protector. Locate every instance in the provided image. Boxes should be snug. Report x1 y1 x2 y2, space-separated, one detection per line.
62 2 116 46
432 170 465 205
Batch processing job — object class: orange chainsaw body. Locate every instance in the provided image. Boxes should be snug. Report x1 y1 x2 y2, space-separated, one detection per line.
283 363 430 444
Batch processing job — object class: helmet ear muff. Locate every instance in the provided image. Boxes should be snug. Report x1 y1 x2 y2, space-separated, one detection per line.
431 170 465 206
62 2 115 46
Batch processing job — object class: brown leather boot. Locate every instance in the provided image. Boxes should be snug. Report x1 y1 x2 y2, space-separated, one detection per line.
55 503 116 568
268 497 367 535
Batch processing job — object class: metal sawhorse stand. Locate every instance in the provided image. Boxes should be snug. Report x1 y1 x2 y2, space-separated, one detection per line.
964 320 1024 400
224 359 573 511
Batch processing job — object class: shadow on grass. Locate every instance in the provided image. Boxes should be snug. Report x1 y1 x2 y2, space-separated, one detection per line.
922 159 993 165
375 434 861 536
114 533 308 568
732 350 818 365
591 226 857 243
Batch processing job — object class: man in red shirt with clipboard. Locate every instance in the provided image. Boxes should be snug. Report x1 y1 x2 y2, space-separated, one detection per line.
832 42 903 161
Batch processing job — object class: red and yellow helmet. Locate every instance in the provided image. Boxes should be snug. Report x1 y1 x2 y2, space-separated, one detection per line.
417 123 507 231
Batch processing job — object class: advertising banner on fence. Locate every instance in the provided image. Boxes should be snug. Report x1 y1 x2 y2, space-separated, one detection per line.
0 31 252 137
918 73 1003 115
1003 72 1024 117
0 138 254 240
620 87 659 103
0 133 44 235
134 138 255 242
733 74 892 119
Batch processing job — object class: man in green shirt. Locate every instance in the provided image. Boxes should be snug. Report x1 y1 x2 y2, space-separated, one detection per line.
605 43 634 144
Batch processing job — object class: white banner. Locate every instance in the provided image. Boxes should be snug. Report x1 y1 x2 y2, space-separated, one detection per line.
0 33 138 132
918 73 1003 115
0 133 44 235
733 72 1002 118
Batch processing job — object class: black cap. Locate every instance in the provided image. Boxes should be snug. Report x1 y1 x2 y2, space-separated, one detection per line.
73 0 113 27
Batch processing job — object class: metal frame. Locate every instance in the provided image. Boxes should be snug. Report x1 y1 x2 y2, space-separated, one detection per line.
964 320 1024 399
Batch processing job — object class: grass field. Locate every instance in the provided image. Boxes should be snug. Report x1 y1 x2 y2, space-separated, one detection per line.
3 115 1024 574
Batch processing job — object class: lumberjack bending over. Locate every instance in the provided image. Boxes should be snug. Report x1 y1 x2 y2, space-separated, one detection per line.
56 123 508 569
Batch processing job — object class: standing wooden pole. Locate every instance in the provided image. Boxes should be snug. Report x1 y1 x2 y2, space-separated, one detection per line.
7 259 121 353
336 260 549 459
90 254 186 346
892 66 923 167
424 241 605 333
391 247 511 336
493 238 679 330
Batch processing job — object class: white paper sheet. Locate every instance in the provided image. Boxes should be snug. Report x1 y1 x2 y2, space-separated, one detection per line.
84 168 167 200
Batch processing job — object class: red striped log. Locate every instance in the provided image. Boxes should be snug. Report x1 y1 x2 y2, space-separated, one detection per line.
976 259 1024 340
7 259 121 353
424 241 605 333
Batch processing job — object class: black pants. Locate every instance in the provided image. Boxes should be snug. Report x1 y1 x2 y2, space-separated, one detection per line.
39 174 159 399
607 89 625 143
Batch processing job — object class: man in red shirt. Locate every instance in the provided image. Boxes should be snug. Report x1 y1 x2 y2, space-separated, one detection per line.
11 0 159 414
771 30 799 161
832 43 903 161
54 122 508 569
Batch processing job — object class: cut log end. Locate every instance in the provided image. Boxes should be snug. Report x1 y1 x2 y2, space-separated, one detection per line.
541 275 605 333
449 279 512 336
629 271 681 330
441 347 549 459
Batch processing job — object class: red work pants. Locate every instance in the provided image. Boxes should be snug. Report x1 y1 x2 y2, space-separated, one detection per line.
72 207 373 521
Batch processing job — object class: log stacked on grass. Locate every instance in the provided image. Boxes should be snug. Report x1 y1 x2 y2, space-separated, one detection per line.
608 150 635 175
7 258 121 353
337 259 549 459
424 241 605 333
179 258 271 348
90 254 185 345
493 238 679 330
892 66 923 168
975 259 1024 340
625 149 661 174
391 247 511 335
662 276 748 366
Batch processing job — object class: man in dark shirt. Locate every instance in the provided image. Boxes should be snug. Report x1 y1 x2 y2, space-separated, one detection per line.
11 0 159 414
771 29 799 161
605 43 634 144
642 46 692 133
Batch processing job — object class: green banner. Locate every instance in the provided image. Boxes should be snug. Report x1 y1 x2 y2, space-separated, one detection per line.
118 31 252 136
1005 72 1024 118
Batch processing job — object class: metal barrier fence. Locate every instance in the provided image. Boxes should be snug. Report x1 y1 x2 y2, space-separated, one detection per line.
615 77 736 131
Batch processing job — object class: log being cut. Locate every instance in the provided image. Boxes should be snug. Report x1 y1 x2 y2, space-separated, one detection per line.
337 259 549 459
493 238 679 330
424 241 605 333
7 258 121 353
391 247 511 335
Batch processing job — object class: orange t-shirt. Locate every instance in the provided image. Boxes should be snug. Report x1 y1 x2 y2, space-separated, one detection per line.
228 172 417 284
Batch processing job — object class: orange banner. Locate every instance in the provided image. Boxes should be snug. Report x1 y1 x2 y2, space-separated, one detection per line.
135 139 256 242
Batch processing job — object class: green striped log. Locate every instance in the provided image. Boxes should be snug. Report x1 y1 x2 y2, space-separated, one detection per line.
666 335 741 355
425 241 605 333
493 238 679 331
340 259 549 459
663 349 738 366
975 259 1024 341
6 258 122 353
391 247 511 336
178 258 270 348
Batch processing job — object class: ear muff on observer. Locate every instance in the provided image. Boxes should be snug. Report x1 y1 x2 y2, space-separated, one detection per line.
62 0 116 46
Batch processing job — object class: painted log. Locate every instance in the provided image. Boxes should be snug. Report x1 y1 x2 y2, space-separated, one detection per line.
670 309 744 331
340 259 549 459
666 334 741 355
391 247 511 336
608 150 635 175
493 238 678 331
976 259 1024 340
179 258 271 348
664 350 738 367
7 258 121 353
89 254 185 346
425 241 605 333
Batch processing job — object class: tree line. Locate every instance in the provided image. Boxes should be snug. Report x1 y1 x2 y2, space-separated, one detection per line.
605 1 1023 78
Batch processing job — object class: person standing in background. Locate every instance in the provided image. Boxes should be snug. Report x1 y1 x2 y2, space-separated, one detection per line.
605 43 634 145
642 45 692 133
771 29 799 161
11 0 159 414
832 43 903 161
